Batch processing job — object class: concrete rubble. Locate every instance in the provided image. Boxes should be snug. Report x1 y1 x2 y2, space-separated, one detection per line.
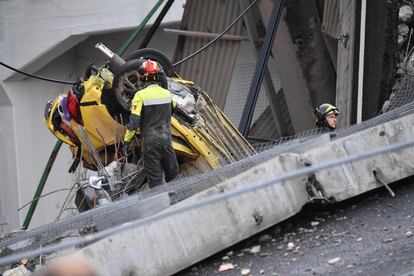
249 245 261 254
241 268 251 275
328 257 340 265
2 265 31 276
258 234 272 242
395 2 414 74
381 1 414 114
218 263 234 272
399 5 413 22
397 3 414 72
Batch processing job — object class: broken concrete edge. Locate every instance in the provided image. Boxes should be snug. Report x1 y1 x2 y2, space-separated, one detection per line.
2 264 30 276
61 112 414 276
310 113 414 201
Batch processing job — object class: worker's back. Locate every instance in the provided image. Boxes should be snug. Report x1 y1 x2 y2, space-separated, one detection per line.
131 84 174 137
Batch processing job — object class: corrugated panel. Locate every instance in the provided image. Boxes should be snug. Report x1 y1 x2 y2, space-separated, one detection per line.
321 0 340 39
224 63 270 128
248 106 279 140
249 88 293 140
173 0 243 109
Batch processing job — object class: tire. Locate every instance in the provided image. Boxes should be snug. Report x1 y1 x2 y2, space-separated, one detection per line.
125 48 176 77
112 59 168 110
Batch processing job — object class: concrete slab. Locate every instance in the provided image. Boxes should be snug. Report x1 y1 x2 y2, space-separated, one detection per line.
309 114 414 201
78 154 308 276
93 192 171 231
68 113 414 275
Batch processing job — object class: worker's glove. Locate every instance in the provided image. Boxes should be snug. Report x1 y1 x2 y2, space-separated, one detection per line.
123 141 130 157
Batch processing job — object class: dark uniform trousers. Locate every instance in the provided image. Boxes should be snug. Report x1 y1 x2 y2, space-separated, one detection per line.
142 131 179 188
124 84 180 188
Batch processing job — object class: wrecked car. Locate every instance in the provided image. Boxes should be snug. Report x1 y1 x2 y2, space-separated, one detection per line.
44 43 255 211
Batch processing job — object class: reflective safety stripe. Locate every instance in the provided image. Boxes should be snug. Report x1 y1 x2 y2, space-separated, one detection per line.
325 105 334 114
172 97 177 109
143 98 171 106
125 84 174 140
131 93 143 116
124 129 136 143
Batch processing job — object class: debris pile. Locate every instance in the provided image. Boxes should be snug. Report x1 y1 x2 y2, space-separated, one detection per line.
382 0 414 113
397 1 414 74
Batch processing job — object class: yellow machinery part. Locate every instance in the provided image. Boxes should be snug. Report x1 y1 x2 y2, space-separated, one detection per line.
171 117 220 169
171 140 199 159
81 75 105 103
44 94 77 147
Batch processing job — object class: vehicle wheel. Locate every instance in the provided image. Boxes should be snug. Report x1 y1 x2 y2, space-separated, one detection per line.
125 48 176 77
113 59 168 110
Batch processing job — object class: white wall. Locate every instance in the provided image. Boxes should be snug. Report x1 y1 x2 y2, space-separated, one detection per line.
0 0 184 233
0 106 19 233
2 48 78 230
0 0 185 80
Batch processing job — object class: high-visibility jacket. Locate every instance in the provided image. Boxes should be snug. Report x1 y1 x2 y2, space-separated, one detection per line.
124 84 176 143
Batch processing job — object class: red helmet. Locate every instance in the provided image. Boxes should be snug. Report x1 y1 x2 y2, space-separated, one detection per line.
138 59 160 80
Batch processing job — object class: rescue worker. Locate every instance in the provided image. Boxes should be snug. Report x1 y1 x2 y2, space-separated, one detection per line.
314 103 339 131
123 59 180 188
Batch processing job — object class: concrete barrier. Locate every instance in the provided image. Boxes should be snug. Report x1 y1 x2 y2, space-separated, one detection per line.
73 113 414 276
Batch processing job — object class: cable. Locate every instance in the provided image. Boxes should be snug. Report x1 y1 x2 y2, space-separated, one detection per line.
55 182 82 221
0 61 77 85
17 188 71 211
139 0 175 49
1 137 413 266
172 0 259 67
117 0 165 56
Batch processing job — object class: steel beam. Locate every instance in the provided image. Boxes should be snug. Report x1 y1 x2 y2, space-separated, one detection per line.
238 0 285 137
163 28 248 41
239 0 292 137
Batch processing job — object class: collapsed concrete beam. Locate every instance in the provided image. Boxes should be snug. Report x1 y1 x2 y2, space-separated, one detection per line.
78 154 308 276
72 113 414 276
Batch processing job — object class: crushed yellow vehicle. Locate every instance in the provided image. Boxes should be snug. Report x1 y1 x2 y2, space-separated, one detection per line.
44 43 254 210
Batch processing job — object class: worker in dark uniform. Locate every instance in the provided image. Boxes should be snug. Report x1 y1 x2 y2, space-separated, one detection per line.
123 59 180 188
314 103 339 131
